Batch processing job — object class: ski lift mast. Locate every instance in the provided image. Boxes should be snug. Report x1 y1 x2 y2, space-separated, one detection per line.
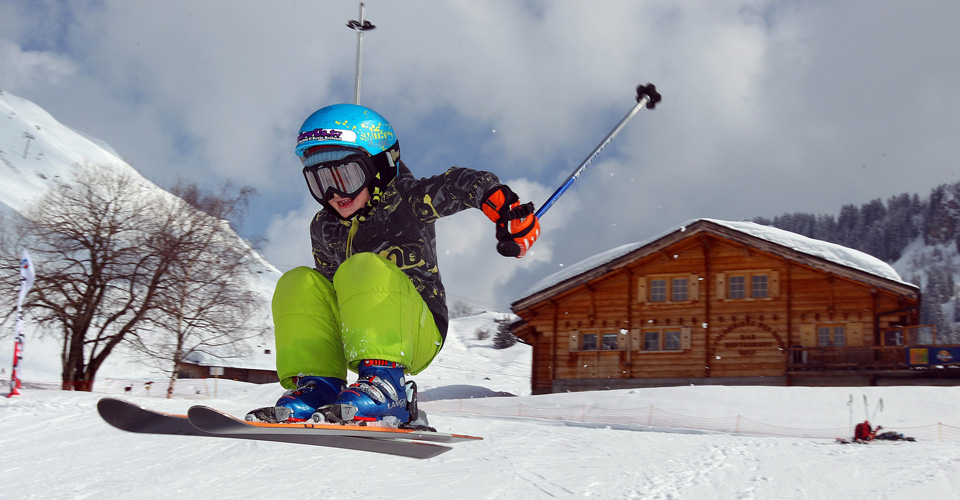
347 2 376 105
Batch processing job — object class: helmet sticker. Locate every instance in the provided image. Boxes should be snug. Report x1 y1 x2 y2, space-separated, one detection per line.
297 128 358 145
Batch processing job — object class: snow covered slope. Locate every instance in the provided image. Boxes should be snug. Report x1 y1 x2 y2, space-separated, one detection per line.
0 313 958 500
0 90 282 374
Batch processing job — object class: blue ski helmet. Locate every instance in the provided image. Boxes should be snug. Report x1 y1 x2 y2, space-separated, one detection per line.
296 104 400 187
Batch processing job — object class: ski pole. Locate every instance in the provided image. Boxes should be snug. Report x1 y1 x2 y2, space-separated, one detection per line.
871 397 883 420
847 394 854 434
535 83 661 219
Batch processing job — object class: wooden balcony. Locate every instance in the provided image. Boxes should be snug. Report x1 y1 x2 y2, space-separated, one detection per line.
787 346 908 371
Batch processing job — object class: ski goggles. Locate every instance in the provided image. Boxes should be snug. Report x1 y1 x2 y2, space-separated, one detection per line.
302 153 374 202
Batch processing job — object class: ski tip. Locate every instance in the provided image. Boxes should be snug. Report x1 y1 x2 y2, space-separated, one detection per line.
97 397 134 413
97 397 143 432
97 397 189 419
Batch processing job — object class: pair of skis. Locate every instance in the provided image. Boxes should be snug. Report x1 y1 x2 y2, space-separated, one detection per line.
97 398 481 459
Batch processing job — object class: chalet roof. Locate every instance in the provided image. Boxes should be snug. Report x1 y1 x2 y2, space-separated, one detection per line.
515 218 915 308
182 345 276 372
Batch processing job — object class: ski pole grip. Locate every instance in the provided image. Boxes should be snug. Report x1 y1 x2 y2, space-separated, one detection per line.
496 240 522 258
636 83 662 109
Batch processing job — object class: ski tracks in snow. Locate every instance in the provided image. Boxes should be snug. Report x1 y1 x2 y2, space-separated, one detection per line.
4 391 960 499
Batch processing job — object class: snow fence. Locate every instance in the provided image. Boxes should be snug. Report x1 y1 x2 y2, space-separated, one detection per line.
420 399 960 442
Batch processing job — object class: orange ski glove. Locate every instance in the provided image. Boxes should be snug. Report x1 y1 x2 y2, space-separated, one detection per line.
481 186 541 258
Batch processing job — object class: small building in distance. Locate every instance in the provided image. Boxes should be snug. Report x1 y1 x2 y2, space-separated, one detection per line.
176 343 278 385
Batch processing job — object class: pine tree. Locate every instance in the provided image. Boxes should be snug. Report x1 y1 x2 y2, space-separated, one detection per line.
493 315 518 349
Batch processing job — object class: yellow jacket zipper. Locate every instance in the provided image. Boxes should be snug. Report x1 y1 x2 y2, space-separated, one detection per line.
345 217 359 259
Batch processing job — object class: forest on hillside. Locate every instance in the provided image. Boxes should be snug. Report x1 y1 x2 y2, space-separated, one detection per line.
755 180 960 344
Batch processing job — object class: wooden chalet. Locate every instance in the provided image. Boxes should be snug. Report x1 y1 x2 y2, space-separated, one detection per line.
177 360 279 384
511 219 958 395
175 346 279 384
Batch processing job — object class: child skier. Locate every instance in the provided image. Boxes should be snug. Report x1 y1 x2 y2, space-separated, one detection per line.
247 104 540 425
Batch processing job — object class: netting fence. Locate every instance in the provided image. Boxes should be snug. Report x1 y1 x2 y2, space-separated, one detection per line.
8 377 960 442
5 377 222 399
420 399 960 442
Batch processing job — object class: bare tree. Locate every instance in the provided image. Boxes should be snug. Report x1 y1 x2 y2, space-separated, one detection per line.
0 165 265 391
127 182 266 398
449 300 476 319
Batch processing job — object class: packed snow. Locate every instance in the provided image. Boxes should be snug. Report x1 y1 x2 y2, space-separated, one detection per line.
2 312 959 499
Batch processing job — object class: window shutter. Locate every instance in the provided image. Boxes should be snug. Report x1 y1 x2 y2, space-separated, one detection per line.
681 327 692 350
800 324 816 346
630 329 641 351
770 271 781 298
848 323 863 346
637 277 648 303
716 273 726 300
689 274 700 301
569 330 579 351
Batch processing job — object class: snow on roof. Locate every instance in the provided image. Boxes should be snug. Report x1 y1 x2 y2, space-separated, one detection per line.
520 218 910 300
704 219 907 283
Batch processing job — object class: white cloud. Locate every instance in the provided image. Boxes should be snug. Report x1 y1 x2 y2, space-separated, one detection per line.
262 194 317 273
0 40 77 89
3 0 960 308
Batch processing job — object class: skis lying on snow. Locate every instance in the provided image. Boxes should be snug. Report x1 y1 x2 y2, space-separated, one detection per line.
97 398 481 459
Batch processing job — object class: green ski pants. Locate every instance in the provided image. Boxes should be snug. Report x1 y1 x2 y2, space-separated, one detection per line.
272 252 442 389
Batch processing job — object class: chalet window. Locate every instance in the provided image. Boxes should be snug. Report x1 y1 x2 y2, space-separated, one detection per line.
818 326 846 347
717 271 779 300
641 328 690 351
802 323 862 347
664 330 682 350
883 329 904 346
582 334 598 351
643 331 660 351
650 279 667 302
752 275 768 298
639 274 699 304
817 327 829 346
601 333 619 350
728 275 746 299
672 278 688 301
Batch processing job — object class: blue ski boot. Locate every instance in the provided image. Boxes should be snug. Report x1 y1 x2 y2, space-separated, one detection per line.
245 376 345 423
318 360 422 426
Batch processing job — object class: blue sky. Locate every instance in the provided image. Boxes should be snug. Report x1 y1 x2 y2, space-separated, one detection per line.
2 0 959 311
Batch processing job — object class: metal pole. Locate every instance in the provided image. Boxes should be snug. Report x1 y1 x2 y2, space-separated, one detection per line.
347 3 376 105
22 133 34 159
535 84 661 219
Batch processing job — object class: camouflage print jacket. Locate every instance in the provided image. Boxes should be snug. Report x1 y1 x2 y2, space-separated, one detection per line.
310 166 503 340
